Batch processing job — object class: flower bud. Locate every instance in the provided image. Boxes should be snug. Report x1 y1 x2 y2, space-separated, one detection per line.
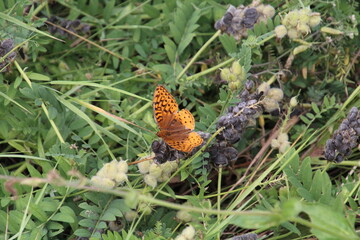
138 160 151 174
117 160 128 173
231 61 243 76
263 5 275 18
181 225 196 240
228 72 237 82
149 163 163 178
309 13 321 27
258 82 270 95
271 139 280 148
97 160 117 179
267 88 284 101
298 9 311 24
91 176 116 188
229 81 241 91
174 236 187 240
176 210 193 222
293 45 310 55
144 174 158 188
287 28 299 39
277 133 289 143
114 172 128 184
290 97 298 107
297 24 310 34
157 172 171 182
287 11 299 27
220 68 231 81
262 97 279 112
321 27 343 35
275 25 287 38
256 4 265 14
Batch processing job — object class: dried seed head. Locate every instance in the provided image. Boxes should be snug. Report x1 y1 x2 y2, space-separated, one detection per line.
275 25 288 38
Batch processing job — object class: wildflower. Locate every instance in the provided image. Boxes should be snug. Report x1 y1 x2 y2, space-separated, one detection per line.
209 81 263 165
275 25 288 38
324 107 360 163
279 8 321 39
144 174 158 188
90 176 116 188
138 160 151 174
290 97 298 107
0 39 16 72
215 3 276 40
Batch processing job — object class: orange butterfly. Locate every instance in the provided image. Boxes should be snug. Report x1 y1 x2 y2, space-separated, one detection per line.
153 85 203 152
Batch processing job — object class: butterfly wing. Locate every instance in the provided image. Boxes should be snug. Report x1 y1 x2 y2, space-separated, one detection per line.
172 109 195 131
153 85 179 130
164 132 203 152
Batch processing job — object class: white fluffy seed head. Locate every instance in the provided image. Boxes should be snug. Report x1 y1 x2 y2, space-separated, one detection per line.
271 139 280 148
176 210 193 222
149 163 163 178
181 225 196 240
258 82 270 95
309 13 321 27
90 176 116 188
287 28 299 39
174 236 187 240
117 160 128 173
263 5 275 18
267 88 284 101
262 97 279 112
275 25 288 38
114 172 128 184
277 133 289 143
137 160 151 174
97 160 118 180
144 174 158 188
290 97 298 107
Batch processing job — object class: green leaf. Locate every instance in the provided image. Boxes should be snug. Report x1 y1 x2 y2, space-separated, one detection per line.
74 229 91 238
219 34 237 55
300 115 311 124
299 157 312 190
27 72 51 81
163 36 176 63
143 3 160 18
52 212 75 223
306 113 315 119
309 170 323 201
302 204 357 240
79 219 96 228
297 187 314 201
312 103 320 114
29 203 48 222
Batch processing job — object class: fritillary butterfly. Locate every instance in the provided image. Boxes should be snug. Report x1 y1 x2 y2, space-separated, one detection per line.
153 85 203 152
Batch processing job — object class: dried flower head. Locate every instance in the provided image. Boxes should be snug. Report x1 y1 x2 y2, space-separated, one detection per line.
324 107 360 163
215 3 276 40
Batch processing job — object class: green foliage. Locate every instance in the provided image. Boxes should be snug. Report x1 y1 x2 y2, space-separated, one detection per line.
75 194 130 239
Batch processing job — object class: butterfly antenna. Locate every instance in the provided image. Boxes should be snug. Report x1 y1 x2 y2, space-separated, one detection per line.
128 155 154 165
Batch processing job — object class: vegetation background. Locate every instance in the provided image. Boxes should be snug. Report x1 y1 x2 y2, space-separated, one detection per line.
0 0 359 239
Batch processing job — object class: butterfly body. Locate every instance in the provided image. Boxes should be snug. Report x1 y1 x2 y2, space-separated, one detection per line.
153 86 203 152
